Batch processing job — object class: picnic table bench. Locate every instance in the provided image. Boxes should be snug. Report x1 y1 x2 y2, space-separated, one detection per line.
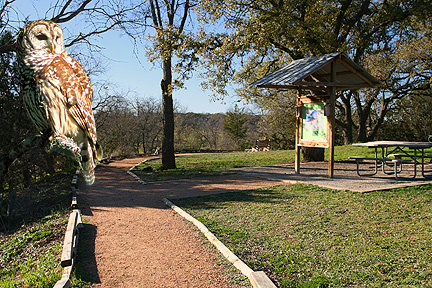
251 139 271 152
349 156 413 178
350 141 432 179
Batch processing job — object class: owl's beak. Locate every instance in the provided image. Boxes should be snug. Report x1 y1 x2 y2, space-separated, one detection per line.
50 42 55 53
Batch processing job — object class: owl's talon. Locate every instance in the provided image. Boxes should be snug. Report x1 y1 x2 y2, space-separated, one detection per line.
49 136 82 165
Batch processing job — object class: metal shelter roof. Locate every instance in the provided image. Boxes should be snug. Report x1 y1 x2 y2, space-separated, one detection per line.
251 52 381 90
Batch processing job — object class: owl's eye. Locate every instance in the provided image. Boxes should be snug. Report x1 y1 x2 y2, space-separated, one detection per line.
36 34 48 41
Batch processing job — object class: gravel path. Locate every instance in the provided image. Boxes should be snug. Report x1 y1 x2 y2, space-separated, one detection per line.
78 157 280 288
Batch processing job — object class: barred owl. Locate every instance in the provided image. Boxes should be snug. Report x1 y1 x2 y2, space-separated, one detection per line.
16 20 102 185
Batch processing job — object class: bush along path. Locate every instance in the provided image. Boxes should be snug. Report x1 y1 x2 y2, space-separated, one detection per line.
77 157 279 287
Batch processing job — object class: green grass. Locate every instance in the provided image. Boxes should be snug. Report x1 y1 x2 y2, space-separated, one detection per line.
0 213 65 288
0 172 91 288
174 183 432 287
327 144 376 160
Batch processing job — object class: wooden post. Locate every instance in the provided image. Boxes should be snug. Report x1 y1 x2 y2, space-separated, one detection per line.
295 88 302 174
328 61 336 178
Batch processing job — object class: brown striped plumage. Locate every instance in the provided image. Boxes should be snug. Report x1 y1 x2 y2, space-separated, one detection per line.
17 20 102 184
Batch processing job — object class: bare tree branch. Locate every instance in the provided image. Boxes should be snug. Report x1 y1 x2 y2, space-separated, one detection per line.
0 0 16 18
0 0 141 56
65 20 119 47
50 0 92 23
178 0 189 34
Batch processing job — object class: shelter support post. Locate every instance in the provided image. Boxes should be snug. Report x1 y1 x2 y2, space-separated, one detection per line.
295 88 302 174
328 61 336 178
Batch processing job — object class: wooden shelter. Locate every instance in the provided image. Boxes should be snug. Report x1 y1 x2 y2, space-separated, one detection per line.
252 52 381 177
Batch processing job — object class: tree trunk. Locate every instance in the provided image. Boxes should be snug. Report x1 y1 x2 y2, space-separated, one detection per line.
357 113 368 142
301 147 324 161
161 58 176 170
344 112 354 144
142 133 146 154
340 91 354 144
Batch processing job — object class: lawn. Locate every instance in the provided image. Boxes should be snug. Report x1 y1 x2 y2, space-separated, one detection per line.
174 183 432 287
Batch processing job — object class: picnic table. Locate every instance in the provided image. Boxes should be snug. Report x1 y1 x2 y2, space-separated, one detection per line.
350 141 432 179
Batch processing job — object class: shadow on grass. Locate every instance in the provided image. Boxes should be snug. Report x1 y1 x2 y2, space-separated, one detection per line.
173 185 299 209
0 172 73 234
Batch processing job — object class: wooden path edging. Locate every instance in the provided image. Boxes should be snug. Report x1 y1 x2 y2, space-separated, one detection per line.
162 198 277 288
53 170 83 288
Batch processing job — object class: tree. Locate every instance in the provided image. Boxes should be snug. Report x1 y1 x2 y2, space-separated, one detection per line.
175 113 203 151
132 97 163 154
125 0 196 169
223 105 248 150
1 1 132 54
94 93 136 156
257 91 297 150
196 0 432 144
197 113 225 150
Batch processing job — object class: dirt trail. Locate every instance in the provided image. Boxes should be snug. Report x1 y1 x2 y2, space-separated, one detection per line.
79 157 280 288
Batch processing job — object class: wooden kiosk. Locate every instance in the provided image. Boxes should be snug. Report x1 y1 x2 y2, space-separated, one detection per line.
252 52 381 178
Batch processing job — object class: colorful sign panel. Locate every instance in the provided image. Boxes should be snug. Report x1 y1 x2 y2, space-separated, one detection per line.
301 102 327 141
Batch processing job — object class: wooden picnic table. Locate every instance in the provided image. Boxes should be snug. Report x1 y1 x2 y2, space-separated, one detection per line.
351 141 432 179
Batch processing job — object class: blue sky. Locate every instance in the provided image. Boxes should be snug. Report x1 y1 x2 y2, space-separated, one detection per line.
11 1 253 113
88 29 241 113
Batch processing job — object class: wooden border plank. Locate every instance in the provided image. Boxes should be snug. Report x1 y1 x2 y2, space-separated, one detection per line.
71 186 78 209
71 176 78 188
61 211 78 267
53 264 73 288
249 271 277 288
53 277 70 288
163 198 277 288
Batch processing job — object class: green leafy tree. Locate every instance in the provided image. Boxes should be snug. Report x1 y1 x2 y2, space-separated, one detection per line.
257 91 297 150
196 0 432 143
223 105 249 150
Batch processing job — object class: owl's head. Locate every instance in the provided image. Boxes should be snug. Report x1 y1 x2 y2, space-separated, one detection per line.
17 20 65 55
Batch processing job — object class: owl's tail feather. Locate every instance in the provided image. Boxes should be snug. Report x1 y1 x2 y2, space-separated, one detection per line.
81 142 96 185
